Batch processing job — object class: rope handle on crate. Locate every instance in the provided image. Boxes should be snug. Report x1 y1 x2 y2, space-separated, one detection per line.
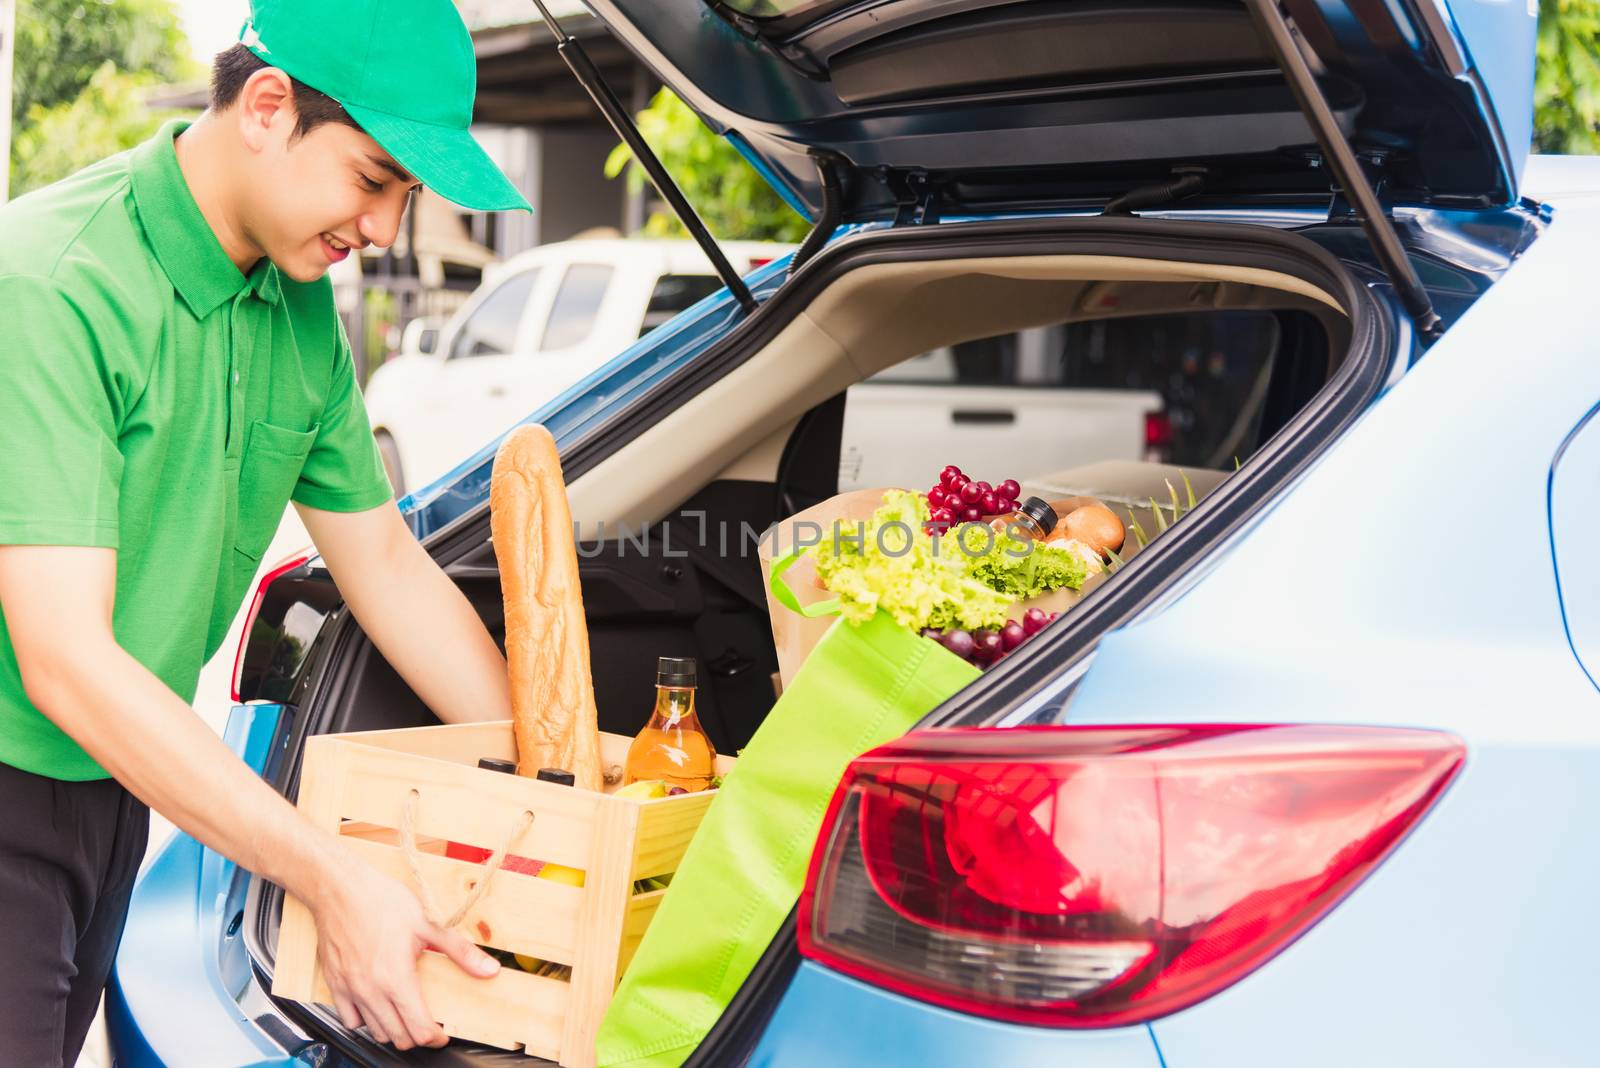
398 789 535 930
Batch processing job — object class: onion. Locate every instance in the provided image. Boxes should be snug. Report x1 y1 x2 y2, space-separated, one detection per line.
1061 503 1124 554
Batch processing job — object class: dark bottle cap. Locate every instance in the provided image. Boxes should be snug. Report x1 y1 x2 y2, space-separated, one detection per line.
535 767 576 787
656 656 697 688
1017 496 1059 538
477 757 518 775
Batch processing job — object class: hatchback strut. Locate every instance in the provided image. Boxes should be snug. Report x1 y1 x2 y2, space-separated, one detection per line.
1242 0 1443 343
527 0 758 313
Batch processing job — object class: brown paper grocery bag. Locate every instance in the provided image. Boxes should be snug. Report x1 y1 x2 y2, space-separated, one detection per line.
757 487 897 690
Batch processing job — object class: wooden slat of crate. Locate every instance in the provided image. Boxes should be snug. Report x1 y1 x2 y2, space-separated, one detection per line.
631 791 719 880
297 951 572 1059
560 793 639 1068
330 740 602 871
333 720 519 766
339 835 585 964
618 889 666 977
597 732 631 772
416 956 569 1058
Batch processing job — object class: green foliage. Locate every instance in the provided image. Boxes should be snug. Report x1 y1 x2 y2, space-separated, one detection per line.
604 89 810 243
1126 474 1200 551
12 0 193 125
1537 0 1600 153
10 0 198 196
11 62 191 194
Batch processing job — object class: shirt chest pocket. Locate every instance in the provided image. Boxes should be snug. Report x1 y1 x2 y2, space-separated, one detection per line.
236 419 318 563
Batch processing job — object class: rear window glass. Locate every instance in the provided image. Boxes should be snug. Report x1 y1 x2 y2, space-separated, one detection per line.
542 263 615 351
449 269 539 359
639 275 724 338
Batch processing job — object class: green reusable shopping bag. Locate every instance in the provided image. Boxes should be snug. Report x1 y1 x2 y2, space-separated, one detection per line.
594 549 981 1068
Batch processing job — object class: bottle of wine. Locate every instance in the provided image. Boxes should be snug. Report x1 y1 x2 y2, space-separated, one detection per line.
623 657 716 792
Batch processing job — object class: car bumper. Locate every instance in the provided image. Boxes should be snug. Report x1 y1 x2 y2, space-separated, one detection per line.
107 703 327 1067
747 961 1163 1067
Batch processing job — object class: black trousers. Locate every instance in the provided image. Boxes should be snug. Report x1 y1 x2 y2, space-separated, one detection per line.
0 760 148 1067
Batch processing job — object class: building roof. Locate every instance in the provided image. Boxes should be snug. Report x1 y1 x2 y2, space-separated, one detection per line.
457 0 592 30
150 6 650 127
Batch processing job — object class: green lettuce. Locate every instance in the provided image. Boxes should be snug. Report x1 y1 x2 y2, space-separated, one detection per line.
809 491 1091 632
960 525 1090 599
811 491 1012 631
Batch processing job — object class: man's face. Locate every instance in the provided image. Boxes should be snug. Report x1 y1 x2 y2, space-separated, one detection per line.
241 121 421 283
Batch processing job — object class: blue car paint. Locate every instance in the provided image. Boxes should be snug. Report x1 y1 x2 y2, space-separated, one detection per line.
107 704 307 1067
1025 171 1600 1065
747 963 1165 1067
1440 0 1540 191
591 0 1525 213
726 130 814 222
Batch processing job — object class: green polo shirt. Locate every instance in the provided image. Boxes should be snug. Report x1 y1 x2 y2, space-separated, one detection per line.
0 121 394 781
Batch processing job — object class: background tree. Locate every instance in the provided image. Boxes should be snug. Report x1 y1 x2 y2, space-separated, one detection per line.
605 88 809 243
9 0 196 195
1536 0 1600 153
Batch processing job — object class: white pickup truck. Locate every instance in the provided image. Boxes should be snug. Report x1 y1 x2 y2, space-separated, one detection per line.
838 330 1166 492
364 237 793 494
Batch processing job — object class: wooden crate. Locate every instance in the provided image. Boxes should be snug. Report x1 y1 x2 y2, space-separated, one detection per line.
272 721 735 1067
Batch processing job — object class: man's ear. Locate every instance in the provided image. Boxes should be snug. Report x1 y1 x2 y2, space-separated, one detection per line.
235 67 300 151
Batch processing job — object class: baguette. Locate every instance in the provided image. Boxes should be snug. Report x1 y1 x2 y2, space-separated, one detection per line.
489 424 603 791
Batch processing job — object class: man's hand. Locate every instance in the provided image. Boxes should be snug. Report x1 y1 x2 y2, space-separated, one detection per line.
296 501 512 726
310 847 499 1049
0 544 500 1050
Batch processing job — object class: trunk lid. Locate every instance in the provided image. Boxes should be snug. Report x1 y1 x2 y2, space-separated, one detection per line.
582 0 1535 220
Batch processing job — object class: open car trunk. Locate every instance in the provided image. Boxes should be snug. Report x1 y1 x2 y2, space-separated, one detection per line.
247 217 1395 1065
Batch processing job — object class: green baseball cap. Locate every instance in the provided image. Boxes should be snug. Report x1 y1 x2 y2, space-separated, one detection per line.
239 0 531 213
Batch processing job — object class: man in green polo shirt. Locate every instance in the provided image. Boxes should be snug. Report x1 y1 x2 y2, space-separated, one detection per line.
0 1 538 1059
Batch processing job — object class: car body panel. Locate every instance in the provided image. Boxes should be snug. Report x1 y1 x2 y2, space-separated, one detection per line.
590 0 1530 216
1441 0 1540 193
747 962 1164 1067
107 703 310 1068
1550 402 1600 693
1061 184 1600 739
1016 174 1600 1064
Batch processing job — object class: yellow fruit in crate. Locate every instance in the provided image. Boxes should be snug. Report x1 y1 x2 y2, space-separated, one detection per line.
614 779 671 800
539 862 585 887
517 858 585 972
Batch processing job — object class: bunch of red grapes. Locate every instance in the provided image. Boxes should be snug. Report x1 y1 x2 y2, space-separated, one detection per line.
921 607 1059 669
926 465 1022 529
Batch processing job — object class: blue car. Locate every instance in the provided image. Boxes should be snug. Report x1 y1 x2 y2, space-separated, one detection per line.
109 1 1600 1065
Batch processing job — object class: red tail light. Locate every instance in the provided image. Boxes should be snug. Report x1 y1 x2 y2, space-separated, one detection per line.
230 549 313 703
798 724 1463 1028
1143 411 1173 461
747 256 775 270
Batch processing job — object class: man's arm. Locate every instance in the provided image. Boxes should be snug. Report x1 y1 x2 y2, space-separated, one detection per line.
0 545 500 1051
294 500 512 726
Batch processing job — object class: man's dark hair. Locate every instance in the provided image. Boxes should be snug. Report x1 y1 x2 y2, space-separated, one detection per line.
211 43 364 139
